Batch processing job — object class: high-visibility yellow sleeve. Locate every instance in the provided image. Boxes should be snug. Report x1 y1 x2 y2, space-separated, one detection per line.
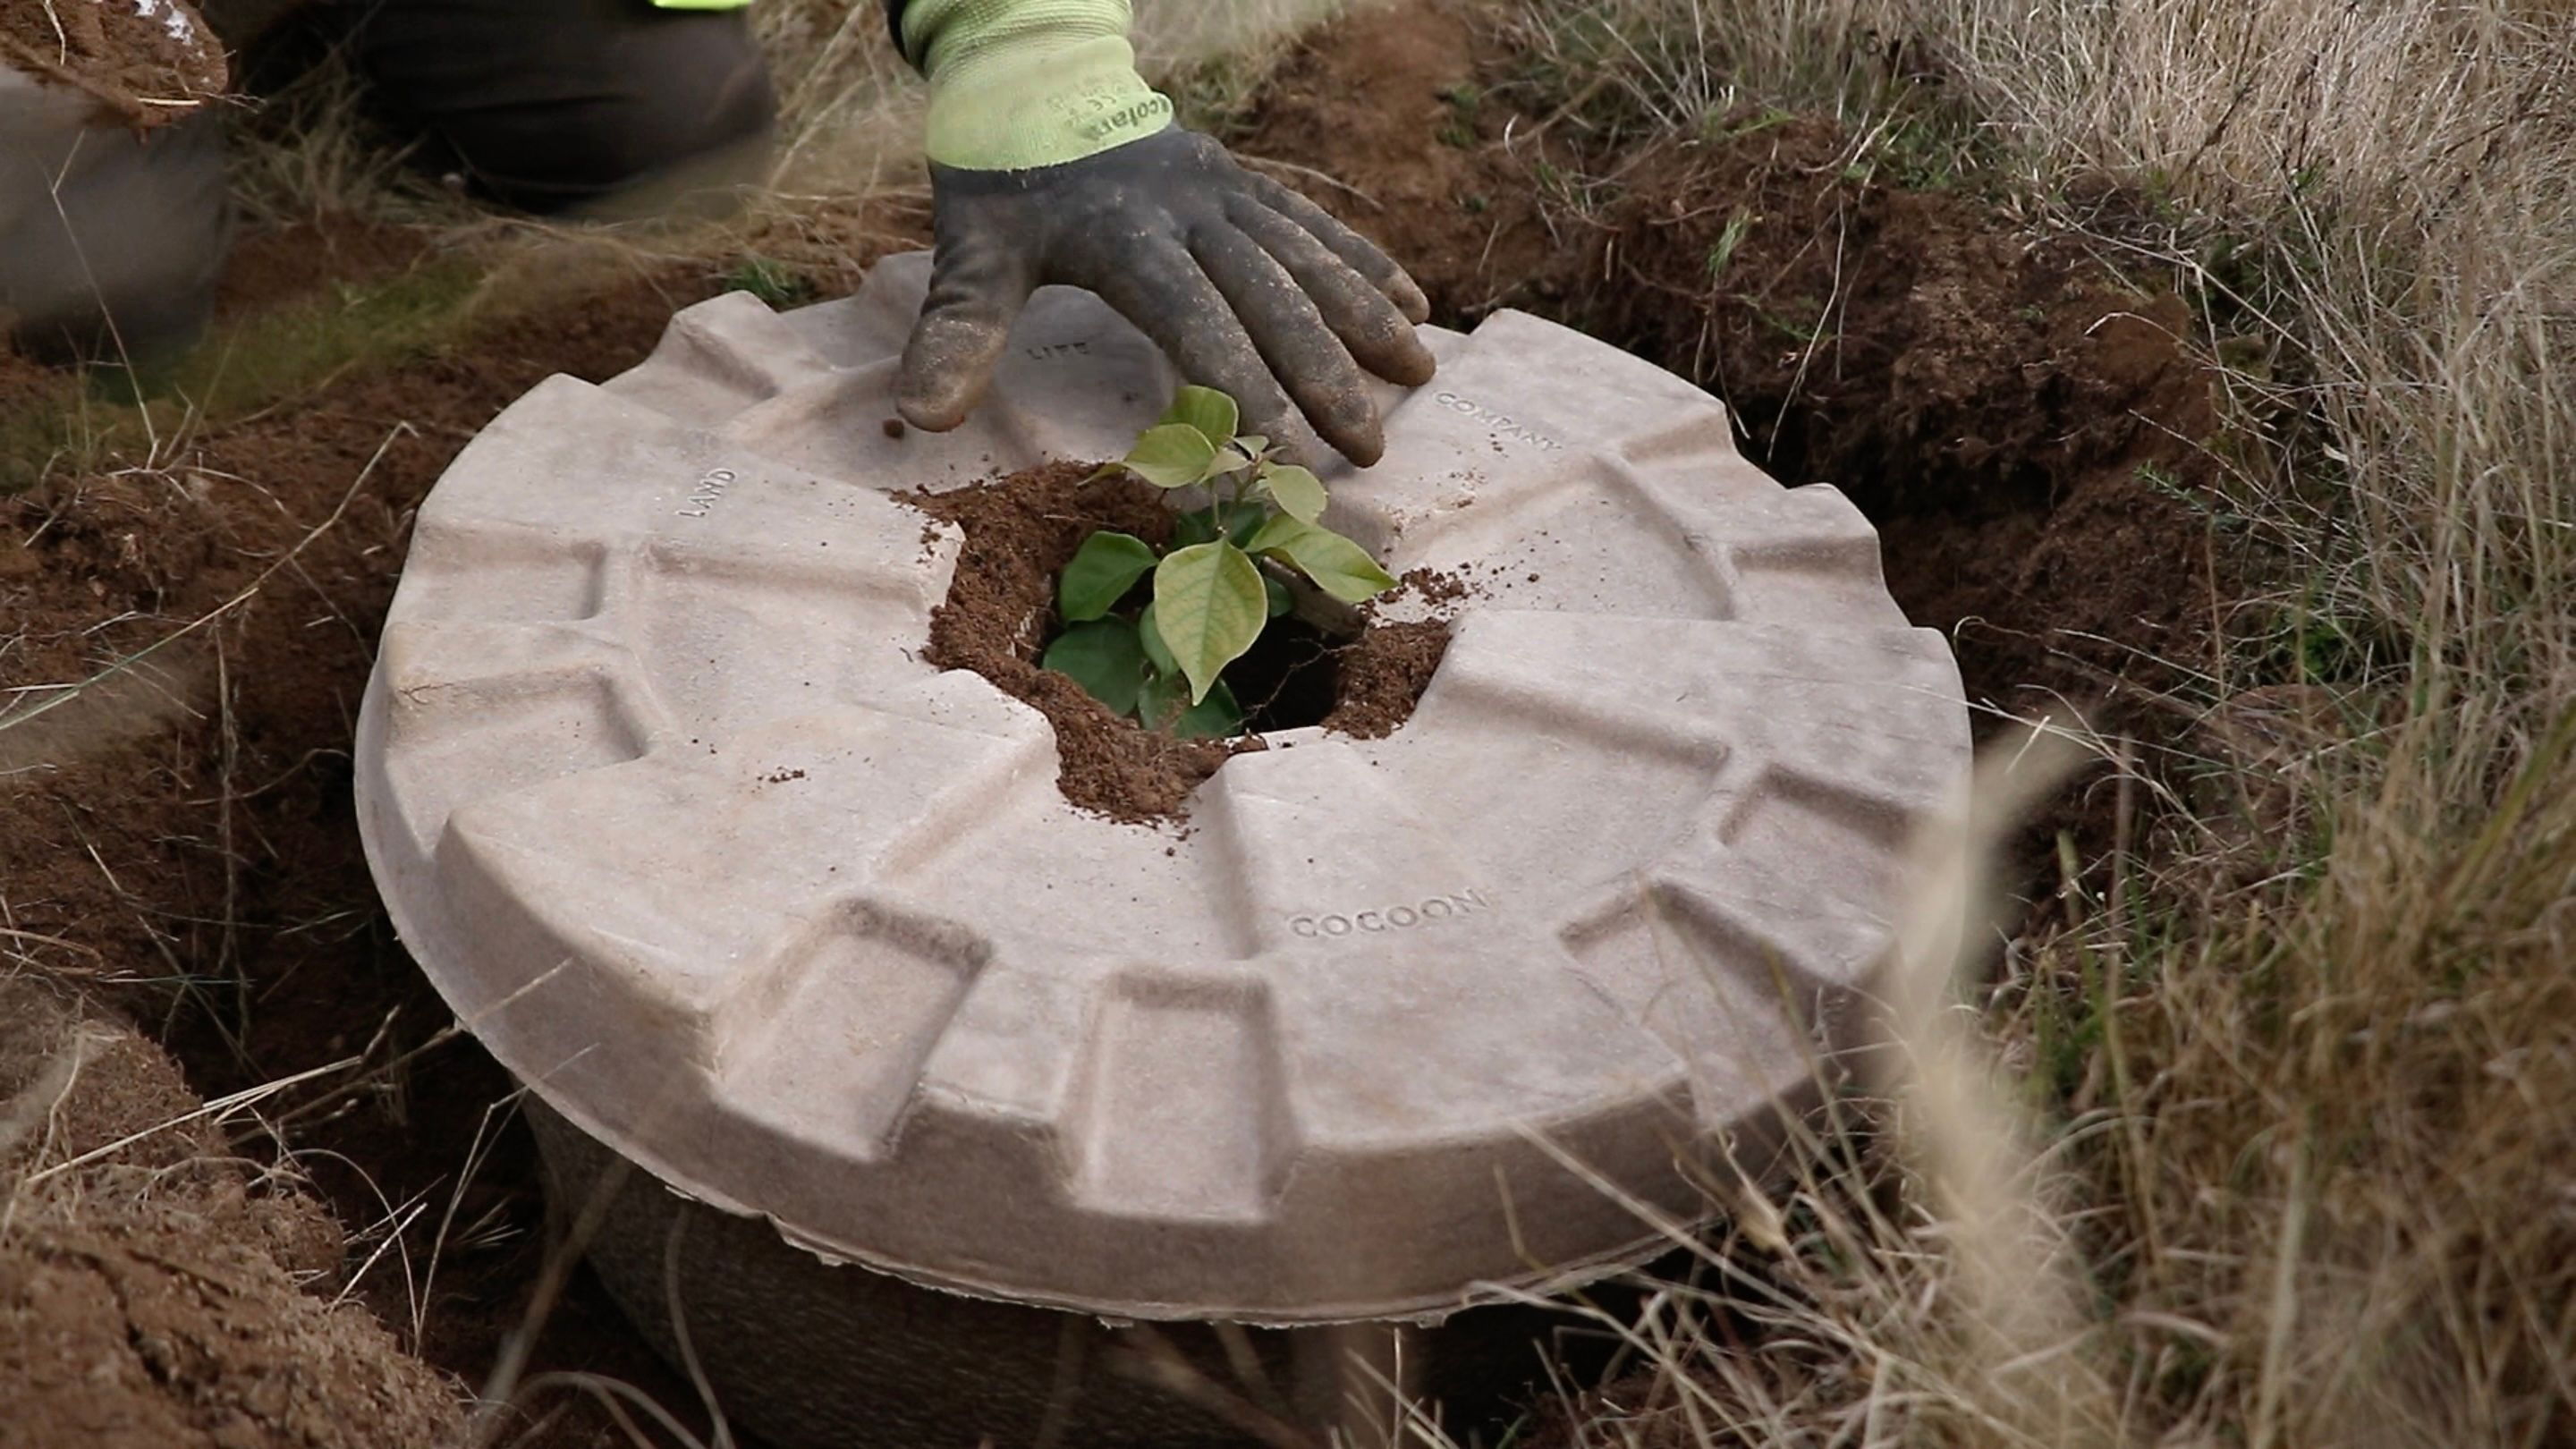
900 0 1174 171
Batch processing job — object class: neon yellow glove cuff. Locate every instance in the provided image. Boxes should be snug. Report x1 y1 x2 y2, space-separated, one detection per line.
905 0 1174 172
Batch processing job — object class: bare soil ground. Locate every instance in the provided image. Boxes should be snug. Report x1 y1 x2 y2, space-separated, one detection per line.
1 980 461 1449
2 2 2239 1445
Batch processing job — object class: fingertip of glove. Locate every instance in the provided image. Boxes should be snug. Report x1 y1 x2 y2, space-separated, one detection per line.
1393 275 1432 325
895 390 970 434
1381 341 1437 389
895 350 989 433
1333 425 1387 469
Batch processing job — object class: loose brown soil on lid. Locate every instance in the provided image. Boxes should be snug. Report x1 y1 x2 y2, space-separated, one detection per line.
1324 618 1449 738
0 0 228 126
909 462 1450 822
910 462 1249 822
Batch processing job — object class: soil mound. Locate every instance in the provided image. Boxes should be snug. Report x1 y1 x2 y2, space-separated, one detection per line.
1322 617 1447 738
1 981 462 1449
1 0 227 126
912 462 1253 822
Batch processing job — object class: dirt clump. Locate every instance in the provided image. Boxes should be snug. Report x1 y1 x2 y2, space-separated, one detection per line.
1396 564 1474 607
1 980 463 1449
1322 618 1449 738
0 0 228 126
910 462 1450 822
1581 139 2222 723
1233 0 2242 915
0 343 73 493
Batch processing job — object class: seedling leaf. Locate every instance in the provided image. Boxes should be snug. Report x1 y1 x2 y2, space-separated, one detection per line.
1245 517 1398 604
1041 619 1146 716
1138 603 1178 674
1264 464 1327 523
1139 674 1241 737
1162 386 1240 448
1174 680 1244 738
1264 574 1293 618
1173 508 1219 547
1152 542 1267 703
1124 424 1219 487
1057 530 1157 621
1138 669 1186 732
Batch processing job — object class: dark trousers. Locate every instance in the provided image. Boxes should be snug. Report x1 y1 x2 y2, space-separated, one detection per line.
2 0 775 361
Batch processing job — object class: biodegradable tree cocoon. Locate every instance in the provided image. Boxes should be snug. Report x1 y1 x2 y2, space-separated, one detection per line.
353 250 1971 1447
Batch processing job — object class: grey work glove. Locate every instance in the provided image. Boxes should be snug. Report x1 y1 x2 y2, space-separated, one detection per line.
898 128 1438 467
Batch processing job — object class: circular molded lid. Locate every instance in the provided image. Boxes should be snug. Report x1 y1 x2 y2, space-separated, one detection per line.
354 252 1969 1322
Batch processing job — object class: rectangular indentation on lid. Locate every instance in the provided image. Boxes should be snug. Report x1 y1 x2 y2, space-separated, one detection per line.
633 566 921 745
1642 867 1885 1063
714 897 990 1160
1064 974 1287 1223
1718 767 1911 899
598 292 833 427
1613 405 1748 470
402 523 608 622
383 667 651 852
1562 883 1828 1135
1427 615 1734 771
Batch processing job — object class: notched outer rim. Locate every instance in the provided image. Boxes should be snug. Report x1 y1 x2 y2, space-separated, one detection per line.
354 253 1970 1326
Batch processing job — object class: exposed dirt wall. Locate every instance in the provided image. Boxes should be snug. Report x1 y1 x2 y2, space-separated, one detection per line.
1235 0 2228 734
0 980 463 1449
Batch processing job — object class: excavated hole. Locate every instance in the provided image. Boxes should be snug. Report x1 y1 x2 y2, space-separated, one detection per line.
1225 613 1343 732
904 462 1449 824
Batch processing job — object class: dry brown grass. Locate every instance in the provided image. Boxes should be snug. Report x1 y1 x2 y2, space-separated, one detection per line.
1494 2 2576 1446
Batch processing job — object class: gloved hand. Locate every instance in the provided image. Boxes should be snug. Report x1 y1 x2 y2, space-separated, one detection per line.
891 0 1435 466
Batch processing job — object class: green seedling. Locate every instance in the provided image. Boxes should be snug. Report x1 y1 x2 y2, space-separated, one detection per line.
722 257 818 309
1705 209 1754 283
1041 386 1398 738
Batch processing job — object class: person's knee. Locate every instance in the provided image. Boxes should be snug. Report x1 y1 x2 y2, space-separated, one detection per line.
517 38 776 211
355 0 777 215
